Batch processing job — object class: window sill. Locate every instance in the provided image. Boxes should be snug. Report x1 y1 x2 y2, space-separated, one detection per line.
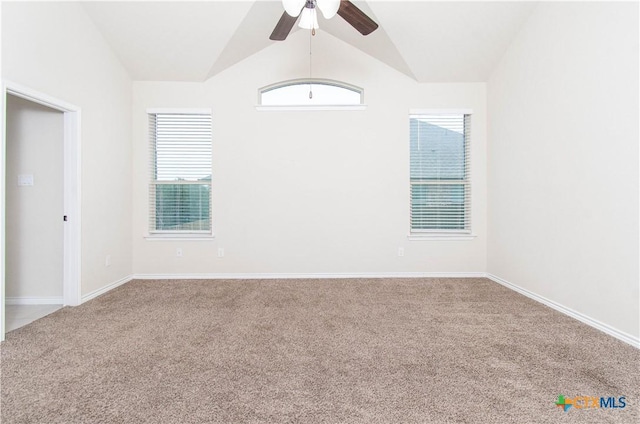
144 233 215 241
408 233 477 241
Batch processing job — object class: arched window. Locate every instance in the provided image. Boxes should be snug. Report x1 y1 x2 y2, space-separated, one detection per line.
257 79 365 110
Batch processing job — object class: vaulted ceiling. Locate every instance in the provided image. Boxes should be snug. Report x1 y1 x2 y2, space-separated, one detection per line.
82 1 537 83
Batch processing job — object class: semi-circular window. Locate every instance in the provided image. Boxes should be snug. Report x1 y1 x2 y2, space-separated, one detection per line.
257 79 365 110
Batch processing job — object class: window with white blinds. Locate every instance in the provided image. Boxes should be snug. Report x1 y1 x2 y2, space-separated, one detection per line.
410 113 471 233
149 112 212 233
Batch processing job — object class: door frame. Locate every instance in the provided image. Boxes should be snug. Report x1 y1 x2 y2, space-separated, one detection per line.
1 81 81 341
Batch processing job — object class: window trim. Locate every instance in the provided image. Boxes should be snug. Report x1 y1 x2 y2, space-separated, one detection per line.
256 78 366 111
408 109 473 240
147 108 212 115
146 108 214 239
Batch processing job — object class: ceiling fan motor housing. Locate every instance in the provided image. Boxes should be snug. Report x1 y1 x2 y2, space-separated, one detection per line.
283 0 340 19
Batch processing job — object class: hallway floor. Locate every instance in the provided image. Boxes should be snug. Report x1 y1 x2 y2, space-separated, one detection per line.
5 305 62 332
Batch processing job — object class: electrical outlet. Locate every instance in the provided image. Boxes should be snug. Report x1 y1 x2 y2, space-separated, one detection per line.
397 247 404 257
217 248 224 258
105 255 111 267
176 248 183 257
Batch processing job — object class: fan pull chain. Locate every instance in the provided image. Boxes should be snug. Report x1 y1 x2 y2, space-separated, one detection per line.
309 26 313 99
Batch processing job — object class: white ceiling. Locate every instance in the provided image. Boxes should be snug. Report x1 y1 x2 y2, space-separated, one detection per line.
83 1 537 83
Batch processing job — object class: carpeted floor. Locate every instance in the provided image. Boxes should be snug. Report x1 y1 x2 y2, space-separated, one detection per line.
1 278 638 423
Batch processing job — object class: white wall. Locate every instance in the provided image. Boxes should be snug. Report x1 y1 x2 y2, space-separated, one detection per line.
2 2 133 296
6 95 64 299
487 2 639 338
133 31 487 276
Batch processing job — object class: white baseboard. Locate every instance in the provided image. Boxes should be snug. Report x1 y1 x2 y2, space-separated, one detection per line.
5 296 63 305
486 273 639 349
132 272 487 280
81 275 133 303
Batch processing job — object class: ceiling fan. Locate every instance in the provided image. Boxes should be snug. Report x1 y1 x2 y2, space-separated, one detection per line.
270 0 379 41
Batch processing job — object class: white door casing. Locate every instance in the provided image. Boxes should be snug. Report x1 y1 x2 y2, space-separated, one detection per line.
1 81 81 341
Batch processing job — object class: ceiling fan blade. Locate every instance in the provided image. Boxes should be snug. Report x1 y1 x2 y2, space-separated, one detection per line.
270 11 298 41
337 0 379 36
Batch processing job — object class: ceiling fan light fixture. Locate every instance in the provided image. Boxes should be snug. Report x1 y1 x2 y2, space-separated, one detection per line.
282 0 306 17
316 0 340 19
298 7 319 30
271 0 378 41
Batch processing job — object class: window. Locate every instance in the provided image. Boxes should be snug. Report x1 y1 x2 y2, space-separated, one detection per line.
148 111 212 235
258 79 364 110
410 113 471 234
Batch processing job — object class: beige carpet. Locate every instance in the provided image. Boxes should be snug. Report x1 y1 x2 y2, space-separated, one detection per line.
1 278 638 423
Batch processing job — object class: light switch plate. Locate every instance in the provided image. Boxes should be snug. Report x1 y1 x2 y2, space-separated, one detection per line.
18 174 34 186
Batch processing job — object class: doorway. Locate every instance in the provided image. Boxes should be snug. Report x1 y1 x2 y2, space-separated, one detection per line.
5 95 64 329
1 82 81 340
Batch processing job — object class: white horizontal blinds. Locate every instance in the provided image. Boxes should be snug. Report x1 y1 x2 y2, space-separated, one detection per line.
410 114 471 232
149 113 212 232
